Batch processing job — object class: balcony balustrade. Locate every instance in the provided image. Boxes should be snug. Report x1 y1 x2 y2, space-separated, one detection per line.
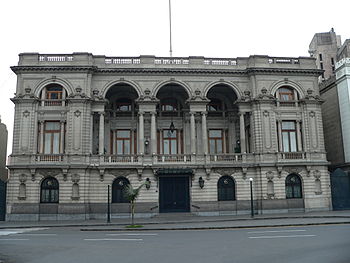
104 155 139 163
35 154 65 162
279 152 307 160
40 99 66 107
155 154 192 163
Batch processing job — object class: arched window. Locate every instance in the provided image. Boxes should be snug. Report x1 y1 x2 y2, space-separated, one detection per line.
218 176 235 201
285 174 302 199
112 177 130 203
40 177 59 203
42 84 66 106
277 87 295 101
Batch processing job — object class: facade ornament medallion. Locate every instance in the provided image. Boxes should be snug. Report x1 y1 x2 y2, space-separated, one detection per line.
23 110 30 118
71 174 80 183
266 171 274 181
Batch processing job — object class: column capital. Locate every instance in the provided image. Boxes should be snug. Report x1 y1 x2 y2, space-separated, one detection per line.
98 111 105 116
190 111 196 115
150 111 157 115
138 111 145 116
201 111 207 115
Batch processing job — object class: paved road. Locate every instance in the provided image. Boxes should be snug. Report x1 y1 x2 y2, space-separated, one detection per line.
1 224 350 263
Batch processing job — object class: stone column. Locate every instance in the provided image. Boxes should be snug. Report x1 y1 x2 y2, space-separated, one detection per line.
39 121 45 153
277 120 283 152
190 112 196 154
239 112 246 153
60 120 65 154
151 111 157 154
201 112 208 154
138 112 144 154
98 112 105 155
296 120 303 151
41 88 45 106
112 130 116 154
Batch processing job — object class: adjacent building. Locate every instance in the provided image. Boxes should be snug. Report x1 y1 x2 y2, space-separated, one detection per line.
6 53 331 220
310 29 350 209
0 116 8 220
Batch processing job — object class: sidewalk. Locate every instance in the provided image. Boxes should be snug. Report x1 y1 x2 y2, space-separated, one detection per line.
1 210 350 231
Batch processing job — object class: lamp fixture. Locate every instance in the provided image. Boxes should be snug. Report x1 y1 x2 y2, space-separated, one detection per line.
169 121 175 133
198 176 205 189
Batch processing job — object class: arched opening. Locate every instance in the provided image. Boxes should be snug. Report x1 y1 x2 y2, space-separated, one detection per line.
40 84 67 106
112 177 130 203
206 84 240 154
156 84 189 155
101 84 139 155
285 174 302 199
218 176 236 201
275 86 299 107
105 83 139 118
40 177 59 203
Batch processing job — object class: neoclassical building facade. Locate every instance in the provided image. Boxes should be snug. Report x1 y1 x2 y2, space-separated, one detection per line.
6 53 331 220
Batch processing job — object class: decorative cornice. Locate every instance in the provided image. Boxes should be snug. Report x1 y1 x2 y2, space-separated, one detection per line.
10 65 323 76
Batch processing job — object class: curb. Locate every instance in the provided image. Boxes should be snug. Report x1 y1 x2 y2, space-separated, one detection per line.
1 215 350 229
80 221 350 232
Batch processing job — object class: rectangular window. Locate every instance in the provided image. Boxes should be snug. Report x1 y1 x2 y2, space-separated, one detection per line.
162 130 177 154
43 121 61 154
115 130 131 155
209 129 223 154
319 54 323 61
320 62 323 69
331 57 334 65
281 121 297 152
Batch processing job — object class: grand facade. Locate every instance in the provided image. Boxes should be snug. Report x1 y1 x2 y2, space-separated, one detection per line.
6 53 331 220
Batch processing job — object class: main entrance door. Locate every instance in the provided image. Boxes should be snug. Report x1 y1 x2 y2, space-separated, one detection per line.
159 176 190 213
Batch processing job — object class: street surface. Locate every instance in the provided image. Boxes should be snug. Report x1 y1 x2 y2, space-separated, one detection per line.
0 224 350 263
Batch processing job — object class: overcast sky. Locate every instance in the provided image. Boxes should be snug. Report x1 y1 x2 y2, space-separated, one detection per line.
0 0 349 155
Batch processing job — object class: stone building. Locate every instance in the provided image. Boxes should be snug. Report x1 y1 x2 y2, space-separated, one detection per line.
6 53 331 220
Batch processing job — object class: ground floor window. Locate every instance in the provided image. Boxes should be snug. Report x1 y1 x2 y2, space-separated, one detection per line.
112 177 130 203
286 174 302 198
40 177 59 203
218 176 235 201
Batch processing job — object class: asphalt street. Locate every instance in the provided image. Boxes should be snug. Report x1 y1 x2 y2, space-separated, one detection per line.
0 224 350 263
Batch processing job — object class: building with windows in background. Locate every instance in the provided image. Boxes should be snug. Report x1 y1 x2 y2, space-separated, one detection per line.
6 53 331 220
309 29 350 210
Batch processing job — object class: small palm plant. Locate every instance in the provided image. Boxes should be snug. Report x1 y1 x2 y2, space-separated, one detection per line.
123 183 145 226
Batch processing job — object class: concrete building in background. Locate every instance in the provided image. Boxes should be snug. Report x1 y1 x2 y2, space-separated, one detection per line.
0 116 8 221
6 53 331 221
0 116 8 182
309 28 342 82
311 29 350 210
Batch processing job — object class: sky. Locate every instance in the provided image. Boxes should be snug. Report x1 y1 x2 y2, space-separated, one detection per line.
0 0 349 156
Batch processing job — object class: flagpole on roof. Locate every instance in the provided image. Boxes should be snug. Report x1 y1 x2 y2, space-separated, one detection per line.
169 0 173 57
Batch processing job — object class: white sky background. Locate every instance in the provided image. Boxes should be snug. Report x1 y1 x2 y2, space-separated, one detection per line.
0 0 349 156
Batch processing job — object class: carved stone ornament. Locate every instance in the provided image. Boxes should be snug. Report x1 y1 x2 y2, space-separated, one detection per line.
309 111 315 118
263 110 269 117
75 86 82 93
144 89 151 96
23 110 30 118
19 174 27 183
71 174 80 183
109 169 135 178
38 169 60 177
313 170 321 179
92 89 99 96
285 167 302 174
213 168 235 177
266 171 274 181
242 167 248 180
25 87 31 94
74 110 81 117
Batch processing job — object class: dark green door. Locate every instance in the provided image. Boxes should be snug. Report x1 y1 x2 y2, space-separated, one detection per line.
331 168 350 210
159 177 190 213
0 181 6 221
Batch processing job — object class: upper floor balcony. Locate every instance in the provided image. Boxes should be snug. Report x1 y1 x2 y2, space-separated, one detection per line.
8 152 327 169
15 53 319 72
